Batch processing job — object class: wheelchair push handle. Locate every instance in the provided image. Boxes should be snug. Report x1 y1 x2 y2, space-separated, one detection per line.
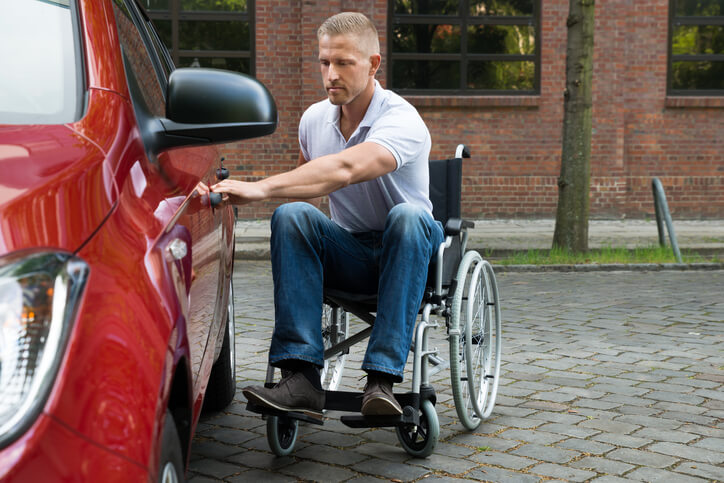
455 144 471 159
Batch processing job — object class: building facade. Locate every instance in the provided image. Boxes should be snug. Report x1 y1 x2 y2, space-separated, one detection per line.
146 0 724 219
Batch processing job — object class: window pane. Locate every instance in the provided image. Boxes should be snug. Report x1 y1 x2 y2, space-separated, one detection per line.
468 24 535 54
393 0 459 15
468 60 534 89
392 24 461 53
672 25 724 55
146 21 174 77
143 0 169 10
674 0 723 16
180 0 247 12
393 60 460 89
179 56 250 73
179 20 250 50
671 60 724 89
113 0 166 117
470 0 534 16
152 19 172 49
0 0 79 124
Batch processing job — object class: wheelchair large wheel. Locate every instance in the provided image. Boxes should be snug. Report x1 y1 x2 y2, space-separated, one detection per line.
474 260 502 419
320 304 348 391
395 399 439 458
266 415 298 456
449 251 502 429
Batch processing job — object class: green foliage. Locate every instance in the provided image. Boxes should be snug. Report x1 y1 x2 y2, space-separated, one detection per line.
180 0 247 11
670 2 723 90
469 0 533 16
468 25 535 55
672 25 723 55
672 61 724 90
468 60 534 90
393 0 534 15
143 0 247 11
391 1 536 90
393 0 459 16
179 19 249 50
494 245 722 265
674 0 722 17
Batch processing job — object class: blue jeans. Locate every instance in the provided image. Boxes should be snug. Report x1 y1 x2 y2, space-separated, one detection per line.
268 202 444 382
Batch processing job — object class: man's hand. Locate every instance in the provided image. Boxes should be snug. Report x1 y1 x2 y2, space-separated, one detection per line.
209 179 268 206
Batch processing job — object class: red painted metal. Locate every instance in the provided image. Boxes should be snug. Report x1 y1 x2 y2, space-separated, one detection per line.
0 0 234 479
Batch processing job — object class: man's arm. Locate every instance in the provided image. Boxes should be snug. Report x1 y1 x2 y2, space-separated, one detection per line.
210 142 396 205
293 151 322 208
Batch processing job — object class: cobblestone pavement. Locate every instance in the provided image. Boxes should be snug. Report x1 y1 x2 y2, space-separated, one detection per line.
189 261 724 482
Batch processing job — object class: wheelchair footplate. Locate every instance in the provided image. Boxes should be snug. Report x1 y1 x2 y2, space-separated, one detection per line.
245 401 326 425
246 388 433 429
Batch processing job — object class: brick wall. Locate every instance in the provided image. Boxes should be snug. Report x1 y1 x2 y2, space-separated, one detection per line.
225 0 724 220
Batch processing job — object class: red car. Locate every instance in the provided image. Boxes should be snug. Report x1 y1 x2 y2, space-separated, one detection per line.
0 0 276 481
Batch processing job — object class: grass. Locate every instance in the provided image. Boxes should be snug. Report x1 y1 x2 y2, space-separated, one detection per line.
493 245 723 266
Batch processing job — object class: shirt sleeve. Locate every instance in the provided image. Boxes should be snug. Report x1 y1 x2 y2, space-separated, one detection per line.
298 108 311 162
365 105 430 170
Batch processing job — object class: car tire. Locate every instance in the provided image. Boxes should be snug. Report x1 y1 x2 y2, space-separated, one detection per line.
202 280 236 412
158 410 184 483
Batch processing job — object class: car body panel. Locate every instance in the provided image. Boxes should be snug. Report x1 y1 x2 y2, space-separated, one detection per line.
0 119 117 256
0 0 241 479
79 0 130 96
0 414 148 482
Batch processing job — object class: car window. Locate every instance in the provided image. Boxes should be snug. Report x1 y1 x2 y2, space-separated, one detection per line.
146 19 175 80
134 3 175 81
0 0 81 124
112 0 166 118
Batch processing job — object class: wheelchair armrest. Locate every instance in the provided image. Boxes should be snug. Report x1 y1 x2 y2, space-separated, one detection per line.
444 218 475 236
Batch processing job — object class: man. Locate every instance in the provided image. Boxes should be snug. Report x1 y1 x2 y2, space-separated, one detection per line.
208 12 444 419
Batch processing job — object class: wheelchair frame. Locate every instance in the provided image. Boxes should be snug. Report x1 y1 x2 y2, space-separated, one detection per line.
248 145 502 458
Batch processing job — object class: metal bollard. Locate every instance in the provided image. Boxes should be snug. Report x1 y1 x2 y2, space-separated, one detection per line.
651 178 683 263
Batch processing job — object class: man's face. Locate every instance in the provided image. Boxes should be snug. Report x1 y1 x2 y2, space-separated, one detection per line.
318 33 373 106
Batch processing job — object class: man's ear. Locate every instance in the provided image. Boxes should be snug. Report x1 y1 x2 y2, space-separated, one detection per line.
369 53 381 76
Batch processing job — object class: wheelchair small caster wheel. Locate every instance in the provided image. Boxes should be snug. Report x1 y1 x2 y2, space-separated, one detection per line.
266 415 298 456
395 399 439 458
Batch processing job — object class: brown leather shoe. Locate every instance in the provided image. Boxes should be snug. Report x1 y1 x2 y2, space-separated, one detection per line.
361 374 403 416
242 371 325 420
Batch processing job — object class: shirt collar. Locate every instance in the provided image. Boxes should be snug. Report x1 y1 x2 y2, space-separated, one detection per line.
359 79 384 129
325 79 384 129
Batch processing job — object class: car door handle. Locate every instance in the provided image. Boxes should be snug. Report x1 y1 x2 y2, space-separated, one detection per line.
209 192 223 207
216 157 229 180
216 167 229 180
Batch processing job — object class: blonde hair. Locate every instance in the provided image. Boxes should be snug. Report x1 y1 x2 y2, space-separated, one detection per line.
317 12 380 56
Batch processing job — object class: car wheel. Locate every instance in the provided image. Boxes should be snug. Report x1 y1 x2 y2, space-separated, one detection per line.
158 410 184 483
203 280 236 412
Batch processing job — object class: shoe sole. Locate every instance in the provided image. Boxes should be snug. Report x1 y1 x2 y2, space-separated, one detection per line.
361 396 403 417
243 389 324 421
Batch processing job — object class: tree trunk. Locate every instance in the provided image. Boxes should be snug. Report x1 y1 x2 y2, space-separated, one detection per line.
552 0 595 252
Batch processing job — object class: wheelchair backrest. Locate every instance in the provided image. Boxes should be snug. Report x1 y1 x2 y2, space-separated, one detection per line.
427 156 464 289
429 157 463 226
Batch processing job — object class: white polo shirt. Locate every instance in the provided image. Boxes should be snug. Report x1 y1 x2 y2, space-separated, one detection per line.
299 80 432 233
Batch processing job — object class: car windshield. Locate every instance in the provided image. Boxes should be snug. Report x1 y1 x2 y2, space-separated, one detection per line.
0 0 80 125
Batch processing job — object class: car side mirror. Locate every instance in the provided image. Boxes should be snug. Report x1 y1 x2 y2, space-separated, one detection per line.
154 68 277 152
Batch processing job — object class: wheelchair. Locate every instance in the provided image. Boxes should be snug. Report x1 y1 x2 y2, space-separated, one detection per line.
247 145 502 458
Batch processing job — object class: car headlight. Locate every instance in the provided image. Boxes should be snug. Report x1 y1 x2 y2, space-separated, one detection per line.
0 252 88 448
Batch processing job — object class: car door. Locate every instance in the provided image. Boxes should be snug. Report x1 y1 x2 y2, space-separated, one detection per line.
110 0 225 399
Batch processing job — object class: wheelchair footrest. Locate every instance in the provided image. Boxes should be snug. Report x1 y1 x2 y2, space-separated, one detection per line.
245 402 325 426
324 390 420 413
340 405 420 429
